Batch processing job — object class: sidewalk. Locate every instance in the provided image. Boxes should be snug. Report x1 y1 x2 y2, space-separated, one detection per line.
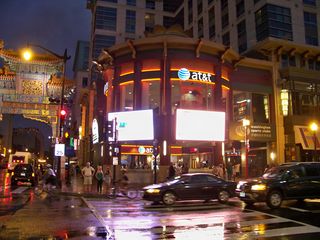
59 174 145 198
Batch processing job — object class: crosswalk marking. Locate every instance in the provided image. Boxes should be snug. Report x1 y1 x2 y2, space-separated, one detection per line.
84 198 320 239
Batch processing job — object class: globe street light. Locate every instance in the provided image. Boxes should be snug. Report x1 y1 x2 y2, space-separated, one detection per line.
243 118 250 178
22 44 71 183
310 122 318 162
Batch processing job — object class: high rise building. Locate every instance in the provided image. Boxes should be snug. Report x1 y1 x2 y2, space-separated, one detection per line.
79 0 320 170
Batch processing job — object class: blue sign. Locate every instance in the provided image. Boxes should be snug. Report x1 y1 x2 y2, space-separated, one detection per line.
178 68 190 81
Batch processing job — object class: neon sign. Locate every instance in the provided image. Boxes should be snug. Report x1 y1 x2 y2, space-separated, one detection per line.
178 68 213 82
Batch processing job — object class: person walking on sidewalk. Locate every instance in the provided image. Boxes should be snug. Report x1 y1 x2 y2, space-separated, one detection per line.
95 165 104 194
82 162 95 192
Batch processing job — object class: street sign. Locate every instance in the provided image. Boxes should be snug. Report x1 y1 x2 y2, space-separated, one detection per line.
54 143 65 157
112 157 118 165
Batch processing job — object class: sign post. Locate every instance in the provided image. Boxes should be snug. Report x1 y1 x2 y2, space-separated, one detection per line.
153 139 159 184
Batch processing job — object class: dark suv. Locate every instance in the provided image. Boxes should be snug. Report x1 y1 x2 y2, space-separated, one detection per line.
11 164 37 186
236 162 320 209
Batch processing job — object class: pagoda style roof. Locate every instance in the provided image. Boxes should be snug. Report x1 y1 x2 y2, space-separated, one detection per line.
0 48 63 65
47 75 75 89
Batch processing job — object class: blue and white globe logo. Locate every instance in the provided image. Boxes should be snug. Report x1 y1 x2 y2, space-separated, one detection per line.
178 68 190 81
138 146 146 154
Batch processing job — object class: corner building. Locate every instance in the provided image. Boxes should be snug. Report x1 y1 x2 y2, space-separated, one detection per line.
103 31 274 181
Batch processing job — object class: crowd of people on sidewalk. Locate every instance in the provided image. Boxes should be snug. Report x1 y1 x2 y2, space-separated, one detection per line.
167 162 242 182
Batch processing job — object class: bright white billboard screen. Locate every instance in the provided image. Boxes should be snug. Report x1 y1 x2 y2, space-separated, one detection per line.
108 110 154 141
176 109 225 141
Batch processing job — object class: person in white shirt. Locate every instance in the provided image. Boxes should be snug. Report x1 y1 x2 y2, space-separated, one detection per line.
81 162 95 192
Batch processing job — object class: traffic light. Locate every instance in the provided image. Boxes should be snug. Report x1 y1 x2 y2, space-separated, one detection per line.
107 120 114 140
60 109 67 124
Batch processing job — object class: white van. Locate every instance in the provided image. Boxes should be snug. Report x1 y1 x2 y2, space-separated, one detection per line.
8 152 32 172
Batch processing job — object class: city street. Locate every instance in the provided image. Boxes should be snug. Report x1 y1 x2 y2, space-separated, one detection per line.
1 170 320 239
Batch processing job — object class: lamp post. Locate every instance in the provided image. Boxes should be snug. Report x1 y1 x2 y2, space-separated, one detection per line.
243 118 250 178
310 122 318 162
22 45 71 183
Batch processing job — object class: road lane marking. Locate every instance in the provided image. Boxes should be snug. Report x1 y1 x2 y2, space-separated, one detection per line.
287 207 310 212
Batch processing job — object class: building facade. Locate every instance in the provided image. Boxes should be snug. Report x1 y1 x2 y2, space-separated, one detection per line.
79 0 320 174
99 31 274 180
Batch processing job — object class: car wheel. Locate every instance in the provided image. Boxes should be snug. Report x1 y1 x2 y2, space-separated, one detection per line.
218 190 230 203
162 191 176 205
266 190 282 209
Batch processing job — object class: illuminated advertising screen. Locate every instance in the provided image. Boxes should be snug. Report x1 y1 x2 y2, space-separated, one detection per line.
176 109 225 141
108 110 154 141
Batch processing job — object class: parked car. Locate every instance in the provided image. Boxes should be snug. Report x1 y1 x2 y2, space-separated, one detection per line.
143 173 237 205
11 163 37 186
236 162 320 209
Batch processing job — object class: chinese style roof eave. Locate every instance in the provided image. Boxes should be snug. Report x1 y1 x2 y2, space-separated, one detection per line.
0 49 64 65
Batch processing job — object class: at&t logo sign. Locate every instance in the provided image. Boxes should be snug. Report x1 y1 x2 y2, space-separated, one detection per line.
178 68 213 82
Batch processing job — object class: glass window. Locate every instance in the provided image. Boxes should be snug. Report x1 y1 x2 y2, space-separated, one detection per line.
141 80 160 110
221 0 228 10
126 10 136 33
145 13 155 32
222 32 230 46
198 18 204 38
233 91 251 121
255 4 292 41
93 35 115 59
252 93 270 123
305 165 320 177
95 7 117 31
127 0 136 6
171 81 214 114
221 12 229 29
146 0 155 9
304 12 318 46
236 0 245 18
237 20 247 53
303 0 316 6
120 82 134 111
209 7 215 39
197 0 203 15
191 175 207 183
188 0 193 25
82 77 88 88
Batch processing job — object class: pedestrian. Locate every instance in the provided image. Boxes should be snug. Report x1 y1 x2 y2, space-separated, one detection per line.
81 162 95 192
182 163 189 174
42 164 57 191
168 163 176 180
217 164 224 179
105 166 111 186
95 165 104 194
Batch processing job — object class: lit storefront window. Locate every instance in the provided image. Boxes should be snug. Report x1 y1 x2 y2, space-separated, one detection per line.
171 81 214 114
233 91 270 123
120 81 134 111
141 79 160 110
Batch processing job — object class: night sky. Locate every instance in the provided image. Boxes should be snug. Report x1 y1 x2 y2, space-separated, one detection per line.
0 0 91 77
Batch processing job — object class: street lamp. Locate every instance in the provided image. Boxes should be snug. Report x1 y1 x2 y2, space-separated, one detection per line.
310 122 318 162
22 44 71 183
243 118 250 178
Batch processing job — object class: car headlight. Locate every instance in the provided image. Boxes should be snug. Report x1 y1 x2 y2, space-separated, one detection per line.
146 188 161 194
251 184 267 191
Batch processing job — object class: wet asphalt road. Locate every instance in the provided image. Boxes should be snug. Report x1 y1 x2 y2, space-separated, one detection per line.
1 169 320 239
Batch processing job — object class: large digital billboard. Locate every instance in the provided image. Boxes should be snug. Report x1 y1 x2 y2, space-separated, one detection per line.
176 109 225 141
108 110 154 141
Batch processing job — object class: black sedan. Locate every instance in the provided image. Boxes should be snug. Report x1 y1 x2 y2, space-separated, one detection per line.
11 163 38 186
143 173 236 205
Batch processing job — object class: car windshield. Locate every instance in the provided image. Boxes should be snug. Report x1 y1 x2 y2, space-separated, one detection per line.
262 166 288 179
14 164 32 172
